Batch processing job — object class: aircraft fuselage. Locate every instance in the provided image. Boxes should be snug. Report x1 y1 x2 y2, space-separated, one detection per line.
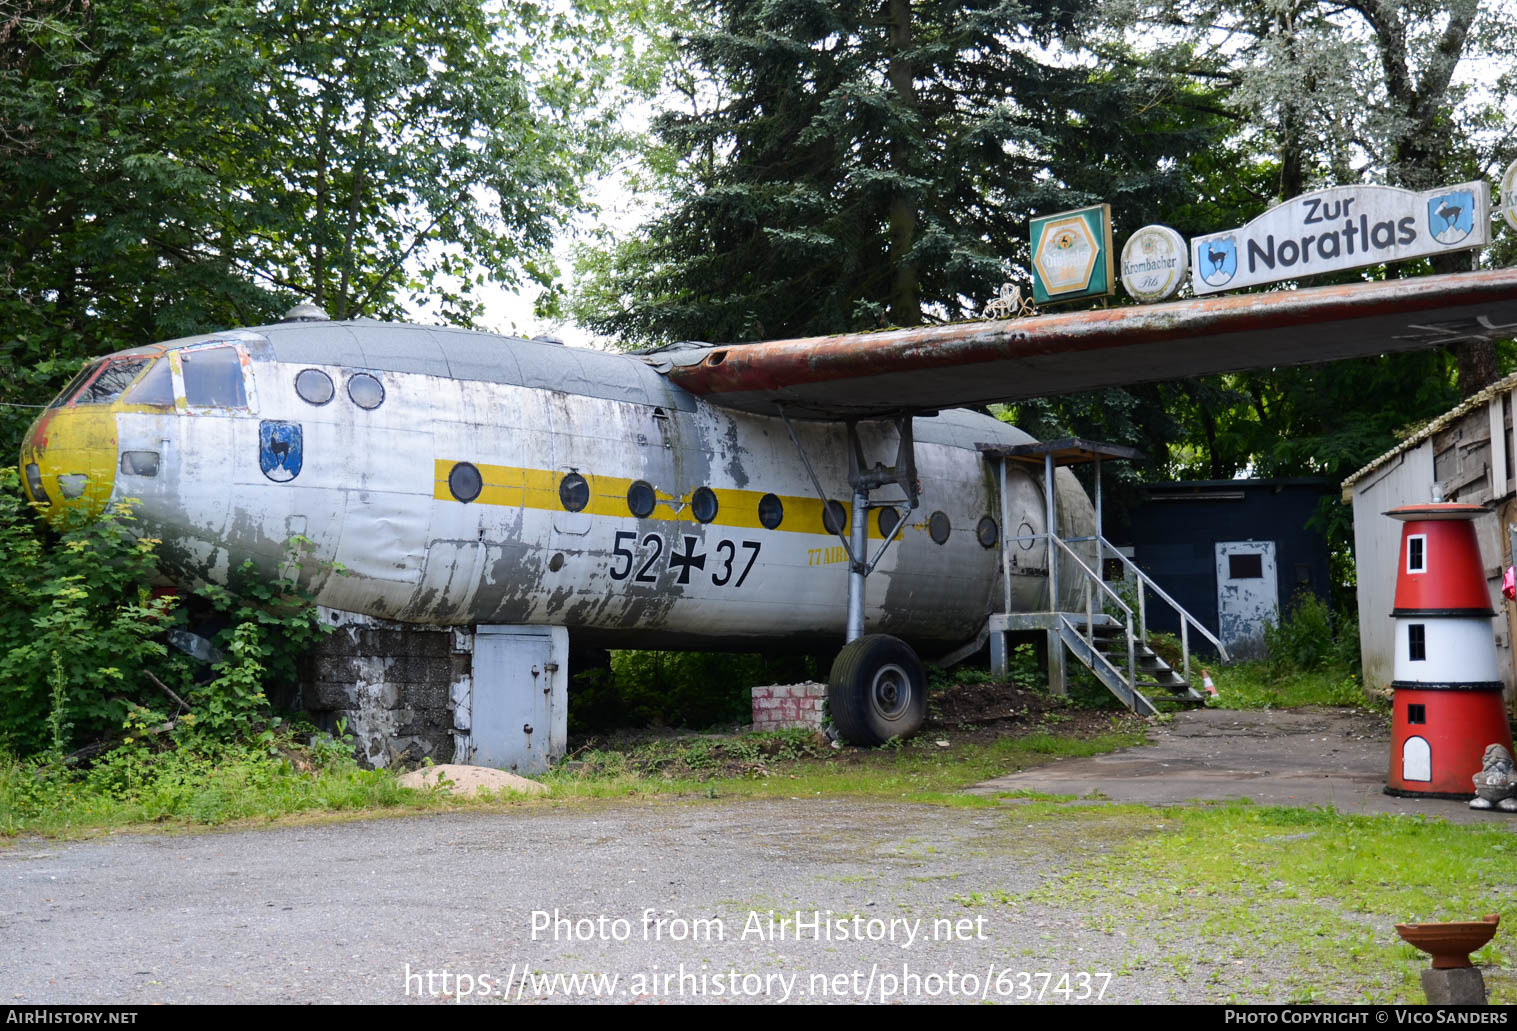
21 321 1088 652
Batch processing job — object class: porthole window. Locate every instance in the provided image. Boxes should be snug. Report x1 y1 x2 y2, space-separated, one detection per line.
822 499 848 536
1016 520 1036 551
560 473 590 513
448 462 482 503
758 492 784 530
295 368 335 405
878 507 900 538
976 516 999 549
691 486 718 524
627 480 656 518
929 511 951 545
347 372 384 410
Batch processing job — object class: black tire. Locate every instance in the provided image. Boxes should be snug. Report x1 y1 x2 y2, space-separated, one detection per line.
827 634 927 746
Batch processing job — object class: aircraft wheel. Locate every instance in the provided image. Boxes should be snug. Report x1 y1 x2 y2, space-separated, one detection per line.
827 634 927 746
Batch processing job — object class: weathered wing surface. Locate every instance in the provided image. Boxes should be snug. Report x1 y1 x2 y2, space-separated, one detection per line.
645 269 1517 418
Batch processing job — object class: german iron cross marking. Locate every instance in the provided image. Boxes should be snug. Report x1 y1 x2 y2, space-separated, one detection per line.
669 536 707 585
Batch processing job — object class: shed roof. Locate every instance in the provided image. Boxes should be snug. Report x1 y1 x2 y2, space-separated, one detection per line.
1340 368 1517 496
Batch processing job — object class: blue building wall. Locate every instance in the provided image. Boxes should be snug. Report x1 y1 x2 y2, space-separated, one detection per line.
1119 479 1333 656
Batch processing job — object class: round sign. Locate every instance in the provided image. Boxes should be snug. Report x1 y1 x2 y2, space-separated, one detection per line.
1502 158 1517 233
1119 224 1188 302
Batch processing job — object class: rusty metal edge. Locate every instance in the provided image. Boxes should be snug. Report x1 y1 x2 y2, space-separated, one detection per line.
667 269 1517 397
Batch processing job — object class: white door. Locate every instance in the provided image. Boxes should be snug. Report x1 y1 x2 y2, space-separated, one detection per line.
469 627 559 772
1215 541 1279 658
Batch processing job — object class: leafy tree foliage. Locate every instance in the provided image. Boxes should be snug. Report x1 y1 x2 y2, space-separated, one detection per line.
573 0 1233 344
1091 0 1517 390
0 0 621 451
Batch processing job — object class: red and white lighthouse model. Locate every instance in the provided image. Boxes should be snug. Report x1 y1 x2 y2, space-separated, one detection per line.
1384 501 1513 798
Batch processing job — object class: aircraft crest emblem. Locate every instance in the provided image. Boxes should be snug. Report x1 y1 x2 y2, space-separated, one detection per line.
259 421 303 482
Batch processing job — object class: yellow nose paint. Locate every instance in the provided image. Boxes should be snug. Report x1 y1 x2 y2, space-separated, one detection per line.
20 405 120 522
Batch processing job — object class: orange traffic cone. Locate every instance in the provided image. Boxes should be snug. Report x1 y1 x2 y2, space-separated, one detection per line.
1201 668 1218 697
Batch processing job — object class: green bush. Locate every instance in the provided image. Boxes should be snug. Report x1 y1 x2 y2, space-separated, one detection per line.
0 470 184 755
1264 590 1348 674
0 470 330 757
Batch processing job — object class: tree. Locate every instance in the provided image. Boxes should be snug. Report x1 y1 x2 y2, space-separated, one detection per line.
227 0 625 324
0 0 623 450
1092 0 1517 391
572 0 1233 345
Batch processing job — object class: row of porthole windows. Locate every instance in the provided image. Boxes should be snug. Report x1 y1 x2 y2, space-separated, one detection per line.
445 462 999 548
295 368 385 410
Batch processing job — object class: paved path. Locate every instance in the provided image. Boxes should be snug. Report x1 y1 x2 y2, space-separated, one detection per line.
972 707 1504 822
2 800 1165 1005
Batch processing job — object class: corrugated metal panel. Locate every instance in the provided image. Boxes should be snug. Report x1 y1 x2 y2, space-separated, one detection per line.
1352 444 1435 693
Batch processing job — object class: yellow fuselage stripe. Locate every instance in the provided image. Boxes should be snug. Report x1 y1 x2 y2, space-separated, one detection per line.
431 459 909 540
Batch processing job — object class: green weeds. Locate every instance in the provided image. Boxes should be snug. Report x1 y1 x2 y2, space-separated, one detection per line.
3 721 1149 837
1023 802 1516 1003
1207 662 1371 710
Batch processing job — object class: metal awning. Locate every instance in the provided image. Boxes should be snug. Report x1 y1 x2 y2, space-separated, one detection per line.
653 268 1517 419
977 437 1145 467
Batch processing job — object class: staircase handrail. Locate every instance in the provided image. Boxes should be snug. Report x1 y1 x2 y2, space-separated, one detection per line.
1047 534 1138 695
1078 537 1231 662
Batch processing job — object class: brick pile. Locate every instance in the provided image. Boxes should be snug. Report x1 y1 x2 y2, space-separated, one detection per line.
750 681 828 731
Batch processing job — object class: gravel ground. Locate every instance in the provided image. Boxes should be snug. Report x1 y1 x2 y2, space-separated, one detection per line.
5 798 1196 1005
2 707 1504 1005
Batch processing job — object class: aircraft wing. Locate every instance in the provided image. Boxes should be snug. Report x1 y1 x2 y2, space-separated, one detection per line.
644 268 1517 418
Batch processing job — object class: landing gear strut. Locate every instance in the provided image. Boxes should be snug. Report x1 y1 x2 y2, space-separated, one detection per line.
780 409 928 745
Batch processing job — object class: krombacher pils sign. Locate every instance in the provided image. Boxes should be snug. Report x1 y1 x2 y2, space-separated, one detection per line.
1191 181 1490 296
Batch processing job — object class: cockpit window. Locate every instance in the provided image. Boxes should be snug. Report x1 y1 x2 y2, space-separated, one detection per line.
78 358 154 404
123 358 174 406
50 357 157 407
47 361 104 409
181 346 247 408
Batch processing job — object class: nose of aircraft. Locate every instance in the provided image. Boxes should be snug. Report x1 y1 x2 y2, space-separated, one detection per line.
19 403 120 520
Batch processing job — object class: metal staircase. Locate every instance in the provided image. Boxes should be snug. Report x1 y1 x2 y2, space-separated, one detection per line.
1036 536 1222 715
979 437 1229 715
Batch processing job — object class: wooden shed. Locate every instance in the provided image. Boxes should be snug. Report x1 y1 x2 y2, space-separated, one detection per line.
1341 371 1517 701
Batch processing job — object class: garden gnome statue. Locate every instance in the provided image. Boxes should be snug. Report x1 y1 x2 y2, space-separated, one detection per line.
1470 744 1517 812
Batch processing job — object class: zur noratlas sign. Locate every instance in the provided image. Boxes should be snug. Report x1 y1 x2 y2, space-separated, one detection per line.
1190 182 1490 296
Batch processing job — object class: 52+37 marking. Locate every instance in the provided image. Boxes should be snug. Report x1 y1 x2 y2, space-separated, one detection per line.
608 531 762 587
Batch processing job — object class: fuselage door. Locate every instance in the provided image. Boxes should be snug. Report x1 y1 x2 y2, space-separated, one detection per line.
1004 464 1049 577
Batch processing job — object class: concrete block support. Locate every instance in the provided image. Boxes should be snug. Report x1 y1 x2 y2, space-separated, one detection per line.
1420 967 1486 1005
300 608 473 770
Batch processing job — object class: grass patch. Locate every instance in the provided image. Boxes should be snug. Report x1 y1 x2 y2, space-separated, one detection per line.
1207 660 1373 710
2 719 1149 838
539 723 1148 801
0 747 454 838
1022 801 1517 1003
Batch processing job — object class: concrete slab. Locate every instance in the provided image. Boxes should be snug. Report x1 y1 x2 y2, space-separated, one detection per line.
971 706 1517 826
